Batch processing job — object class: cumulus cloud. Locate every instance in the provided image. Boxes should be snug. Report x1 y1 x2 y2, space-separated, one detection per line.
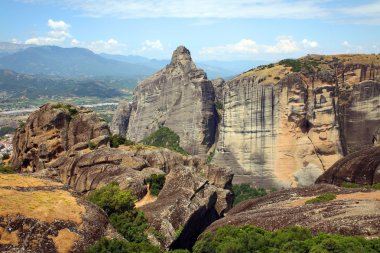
25 19 71 45
134 40 164 53
264 36 299 53
341 40 363 53
301 39 319 48
199 39 259 57
70 38 127 54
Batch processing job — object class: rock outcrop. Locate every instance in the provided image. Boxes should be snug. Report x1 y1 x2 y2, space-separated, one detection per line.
11 103 110 173
316 146 380 186
0 174 115 253
48 143 233 249
115 46 218 156
213 55 380 188
205 184 380 238
110 101 131 136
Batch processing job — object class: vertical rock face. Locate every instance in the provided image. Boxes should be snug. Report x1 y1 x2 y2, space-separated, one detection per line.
119 46 218 155
110 101 131 136
214 56 380 188
11 103 110 172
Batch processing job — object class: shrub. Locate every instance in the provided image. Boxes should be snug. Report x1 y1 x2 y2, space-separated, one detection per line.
0 127 16 137
87 182 136 216
175 226 184 239
88 141 96 150
145 174 166 196
110 134 135 148
206 150 215 164
52 104 78 117
305 193 336 204
141 127 188 155
215 101 224 110
274 76 281 80
279 59 302 72
86 238 162 253
232 184 267 206
2 153 10 160
0 165 15 174
193 225 380 253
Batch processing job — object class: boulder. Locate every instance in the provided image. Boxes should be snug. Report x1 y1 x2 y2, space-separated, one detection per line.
0 173 116 253
10 103 110 173
316 146 380 186
205 184 380 238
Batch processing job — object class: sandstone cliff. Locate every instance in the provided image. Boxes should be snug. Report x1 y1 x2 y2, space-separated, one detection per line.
213 54 380 188
0 173 115 253
114 46 218 156
205 184 380 238
11 103 110 173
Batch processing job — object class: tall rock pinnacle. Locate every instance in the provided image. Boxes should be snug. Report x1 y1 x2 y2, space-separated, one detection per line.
113 46 218 156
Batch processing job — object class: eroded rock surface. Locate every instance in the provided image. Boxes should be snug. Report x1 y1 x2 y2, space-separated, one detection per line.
316 146 380 186
11 103 110 173
214 55 380 188
49 144 233 249
116 46 218 156
205 184 380 238
0 174 114 253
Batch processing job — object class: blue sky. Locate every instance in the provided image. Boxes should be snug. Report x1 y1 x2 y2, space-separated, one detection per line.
1 0 380 61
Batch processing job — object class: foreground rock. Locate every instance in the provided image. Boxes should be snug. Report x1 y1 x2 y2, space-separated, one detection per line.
206 184 380 238
0 174 114 253
115 46 218 156
316 146 380 186
11 103 110 173
49 144 233 249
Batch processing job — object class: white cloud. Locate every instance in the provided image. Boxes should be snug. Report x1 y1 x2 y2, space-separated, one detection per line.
302 39 319 48
137 40 164 52
70 38 127 54
199 39 259 57
25 19 71 45
264 36 299 53
341 40 364 53
48 19 70 31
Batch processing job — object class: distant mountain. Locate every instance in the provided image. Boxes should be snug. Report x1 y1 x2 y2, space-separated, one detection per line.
100 53 169 71
0 46 155 78
0 42 35 54
0 69 123 99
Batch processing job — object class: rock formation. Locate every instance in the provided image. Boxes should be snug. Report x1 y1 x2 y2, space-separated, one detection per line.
11 103 110 173
48 142 233 249
205 184 380 238
110 101 131 136
0 173 116 252
114 46 218 156
316 146 380 186
213 55 380 188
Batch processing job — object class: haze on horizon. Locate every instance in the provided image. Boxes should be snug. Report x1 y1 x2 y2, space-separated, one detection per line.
1 0 380 62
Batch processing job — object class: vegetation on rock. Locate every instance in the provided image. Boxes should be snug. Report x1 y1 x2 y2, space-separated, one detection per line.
145 174 166 196
215 101 224 110
52 103 79 117
141 127 188 155
341 182 380 190
0 127 15 137
0 165 15 174
110 134 135 148
232 184 267 206
305 193 337 204
193 225 380 253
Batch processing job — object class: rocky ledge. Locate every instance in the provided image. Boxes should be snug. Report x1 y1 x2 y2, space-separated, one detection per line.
0 174 115 253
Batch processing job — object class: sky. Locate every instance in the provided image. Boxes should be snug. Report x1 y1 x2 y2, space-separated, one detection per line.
1 0 380 61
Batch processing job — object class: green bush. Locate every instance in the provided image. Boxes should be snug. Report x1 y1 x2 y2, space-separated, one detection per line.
86 238 162 253
0 165 15 174
52 104 78 117
305 193 336 204
145 174 166 196
215 101 224 110
2 153 10 160
206 150 215 164
141 127 188 155
88 141 97 150
0 127 16 137
232 184 267 206
279 59 302 72
87 182 136 216
110 134 135 148
193 225 380 253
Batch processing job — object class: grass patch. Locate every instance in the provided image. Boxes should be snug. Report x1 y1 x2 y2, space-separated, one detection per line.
342 182 380 190
215 101 224 110
175 226 184 239
0 165 15 174
140 127 188 155
52 103 79 117
145 174 165 196
305 193 336 204
232 184 268 206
